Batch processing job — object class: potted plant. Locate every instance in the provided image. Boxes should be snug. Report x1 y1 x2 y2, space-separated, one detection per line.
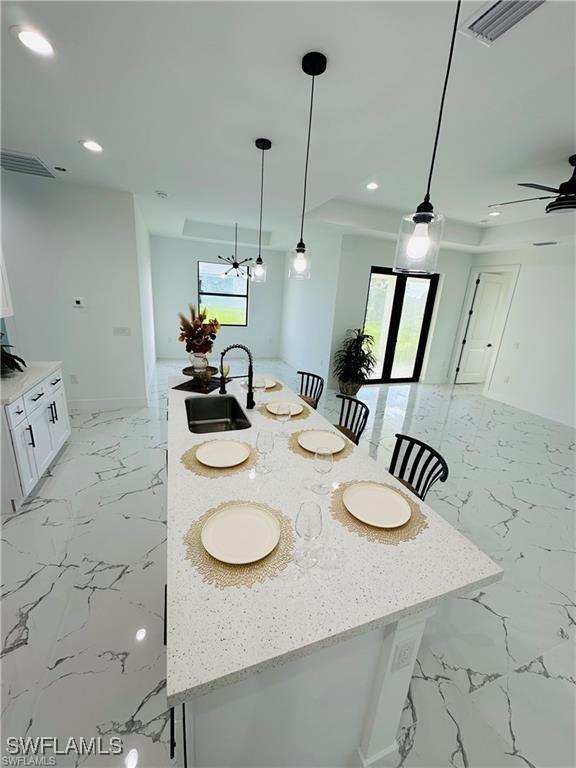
178 305 221 373
333 328 376 396
1 333 26 378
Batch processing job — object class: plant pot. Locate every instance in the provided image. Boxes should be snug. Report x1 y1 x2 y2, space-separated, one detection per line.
338 380 363 396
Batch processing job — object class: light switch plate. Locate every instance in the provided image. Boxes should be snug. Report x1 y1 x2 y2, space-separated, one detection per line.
113 327 131 337
391 639 416 672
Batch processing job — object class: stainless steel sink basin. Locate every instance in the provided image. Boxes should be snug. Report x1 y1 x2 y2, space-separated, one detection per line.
186 395 251 434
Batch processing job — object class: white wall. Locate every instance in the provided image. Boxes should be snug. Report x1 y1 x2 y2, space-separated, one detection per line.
329 234 472 386
1 174 148 408
150 235 285 361
472 244 575 428
134 202 156 395
280 225 343 381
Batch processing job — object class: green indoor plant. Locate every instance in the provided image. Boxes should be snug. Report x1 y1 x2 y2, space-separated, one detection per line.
1 333 26 377
333 328 376 396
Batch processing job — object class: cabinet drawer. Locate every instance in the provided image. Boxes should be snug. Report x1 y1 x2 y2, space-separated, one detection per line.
5 397 26 429
24 384 47 415
46 369 64 391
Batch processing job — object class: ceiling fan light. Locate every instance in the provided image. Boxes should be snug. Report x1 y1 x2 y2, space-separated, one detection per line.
393 212 444 274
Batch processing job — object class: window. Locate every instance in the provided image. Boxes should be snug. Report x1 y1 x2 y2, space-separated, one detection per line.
197 262 249 326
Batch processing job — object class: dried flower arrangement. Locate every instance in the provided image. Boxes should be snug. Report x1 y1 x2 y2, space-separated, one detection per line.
178 305 220 354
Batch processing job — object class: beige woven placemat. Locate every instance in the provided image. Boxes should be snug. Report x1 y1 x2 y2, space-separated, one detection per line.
288 429 354 462
257 403 311 422
181 441 257 478
183 500 295 588
331 480 427 544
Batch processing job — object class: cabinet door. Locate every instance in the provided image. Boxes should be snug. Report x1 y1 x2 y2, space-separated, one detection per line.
28 404 55 478
11 421 39 496
48 387 71 453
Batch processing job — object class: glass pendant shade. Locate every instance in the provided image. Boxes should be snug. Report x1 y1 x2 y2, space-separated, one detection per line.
393 212 444 274
289 247 311 280
251 257 267 283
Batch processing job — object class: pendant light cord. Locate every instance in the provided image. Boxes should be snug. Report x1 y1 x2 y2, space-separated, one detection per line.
299 75 316 242
258 147 265 257
424 0 462 202
234 222 238 260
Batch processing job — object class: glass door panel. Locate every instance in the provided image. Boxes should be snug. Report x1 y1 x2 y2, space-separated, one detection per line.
363 272 396 379
390 278 431 379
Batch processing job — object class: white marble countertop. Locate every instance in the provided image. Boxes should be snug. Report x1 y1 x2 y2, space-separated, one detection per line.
167 375 503 706
0 361 62 405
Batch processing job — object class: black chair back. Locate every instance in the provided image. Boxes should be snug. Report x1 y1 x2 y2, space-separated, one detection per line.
335 395 370 445
297 370 324 409
389 433 449 500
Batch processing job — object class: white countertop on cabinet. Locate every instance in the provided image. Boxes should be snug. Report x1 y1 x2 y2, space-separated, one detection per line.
1 362 62 405
166 375 503 706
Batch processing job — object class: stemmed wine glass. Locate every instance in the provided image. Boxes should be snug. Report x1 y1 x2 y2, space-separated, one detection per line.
295 501 322 572
311 447 334 495
275 403 292 438
256 430 274 474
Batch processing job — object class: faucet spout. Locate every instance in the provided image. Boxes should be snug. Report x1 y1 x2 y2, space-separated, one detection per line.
219 344 255 410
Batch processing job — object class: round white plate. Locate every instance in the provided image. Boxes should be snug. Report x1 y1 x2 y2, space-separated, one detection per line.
201 503 281 564
297 430 346 455
266 401 303 417
253 376 277 389
195 440 251 469
342 482 412 528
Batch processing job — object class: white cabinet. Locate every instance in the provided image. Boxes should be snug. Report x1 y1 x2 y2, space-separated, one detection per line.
11 420 38 497
3 367 71 510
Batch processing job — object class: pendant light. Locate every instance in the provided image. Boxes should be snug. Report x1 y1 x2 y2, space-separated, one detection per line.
289 51 327 280
217 224 252 279
252 138 271 283
394 0 462 274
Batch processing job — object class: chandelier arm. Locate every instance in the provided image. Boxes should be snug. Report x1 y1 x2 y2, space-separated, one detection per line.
423 0 462 203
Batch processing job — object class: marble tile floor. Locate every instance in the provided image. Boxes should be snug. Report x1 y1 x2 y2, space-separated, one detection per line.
1 359 574 768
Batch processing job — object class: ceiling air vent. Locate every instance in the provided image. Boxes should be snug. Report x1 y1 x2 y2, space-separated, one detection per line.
1 150 54 178
461 0 545 46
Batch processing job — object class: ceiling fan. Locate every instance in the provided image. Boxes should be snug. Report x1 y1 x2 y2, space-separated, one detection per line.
488 155 576 214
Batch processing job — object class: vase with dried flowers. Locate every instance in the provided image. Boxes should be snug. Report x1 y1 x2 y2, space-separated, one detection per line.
178 305 221 374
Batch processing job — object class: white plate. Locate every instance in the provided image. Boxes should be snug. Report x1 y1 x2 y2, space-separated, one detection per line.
342 482 412 528
201 503 281 564
253 376 277 389
266 401 303 416
195 440 251 468
297 430 346 455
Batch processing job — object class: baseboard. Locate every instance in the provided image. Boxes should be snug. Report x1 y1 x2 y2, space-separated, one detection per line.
68 396 148 412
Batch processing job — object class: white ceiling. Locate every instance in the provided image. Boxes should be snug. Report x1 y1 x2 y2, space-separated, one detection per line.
2 1 574 247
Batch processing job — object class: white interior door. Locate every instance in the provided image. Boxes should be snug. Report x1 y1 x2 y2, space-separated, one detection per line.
458 274 508 384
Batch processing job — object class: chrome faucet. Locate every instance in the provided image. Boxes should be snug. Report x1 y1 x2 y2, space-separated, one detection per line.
219 344 255 410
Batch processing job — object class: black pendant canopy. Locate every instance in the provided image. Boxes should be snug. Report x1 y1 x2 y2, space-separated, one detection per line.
290 50 327 280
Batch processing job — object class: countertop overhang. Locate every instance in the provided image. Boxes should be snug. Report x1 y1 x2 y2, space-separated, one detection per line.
1 361 63 405
166 376 502 706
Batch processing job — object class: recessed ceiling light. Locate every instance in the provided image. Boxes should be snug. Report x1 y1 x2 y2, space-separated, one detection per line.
12 26 54 56
80 139 103 153
366 181 379 191
488 211 501 217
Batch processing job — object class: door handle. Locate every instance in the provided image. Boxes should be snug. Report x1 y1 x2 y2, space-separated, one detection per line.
49 403 56 424
31 392 44 402
53 401 59 421
26 425 36 448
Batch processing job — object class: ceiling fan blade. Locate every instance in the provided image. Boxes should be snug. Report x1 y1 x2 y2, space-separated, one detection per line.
518 183 560 193
488 195 557 207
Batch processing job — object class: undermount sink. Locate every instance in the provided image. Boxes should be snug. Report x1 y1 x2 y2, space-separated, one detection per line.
186 395 251 434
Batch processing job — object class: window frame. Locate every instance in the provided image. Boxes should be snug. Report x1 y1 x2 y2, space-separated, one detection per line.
197 261 250 327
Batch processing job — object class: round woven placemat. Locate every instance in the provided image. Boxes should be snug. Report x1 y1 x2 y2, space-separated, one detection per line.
183 500 295 588
288 429 354 462
257 403 311 422
331 480 427 544
181 441 257 478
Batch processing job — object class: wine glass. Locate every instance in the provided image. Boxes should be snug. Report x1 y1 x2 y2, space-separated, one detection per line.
256 430 274 474
311 447 334 495
275 403 292 438
295 501 322 572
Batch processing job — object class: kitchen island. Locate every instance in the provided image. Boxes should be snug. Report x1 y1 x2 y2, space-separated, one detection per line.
167 374 502 767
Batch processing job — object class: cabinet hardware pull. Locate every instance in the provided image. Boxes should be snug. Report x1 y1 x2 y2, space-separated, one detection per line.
31 393 44 402
27 425 36 448
49 403 56 424
169 707 175 759
15 409 23 415
53 401 59 421
50 378 61 386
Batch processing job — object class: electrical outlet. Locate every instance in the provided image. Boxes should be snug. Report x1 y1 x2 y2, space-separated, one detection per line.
391 639 416 672
70 374 78 385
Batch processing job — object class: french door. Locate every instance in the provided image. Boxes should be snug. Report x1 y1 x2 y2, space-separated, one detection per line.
362 267 439 383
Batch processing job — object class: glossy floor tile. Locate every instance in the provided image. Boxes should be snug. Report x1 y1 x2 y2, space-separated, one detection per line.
2 359 574 767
